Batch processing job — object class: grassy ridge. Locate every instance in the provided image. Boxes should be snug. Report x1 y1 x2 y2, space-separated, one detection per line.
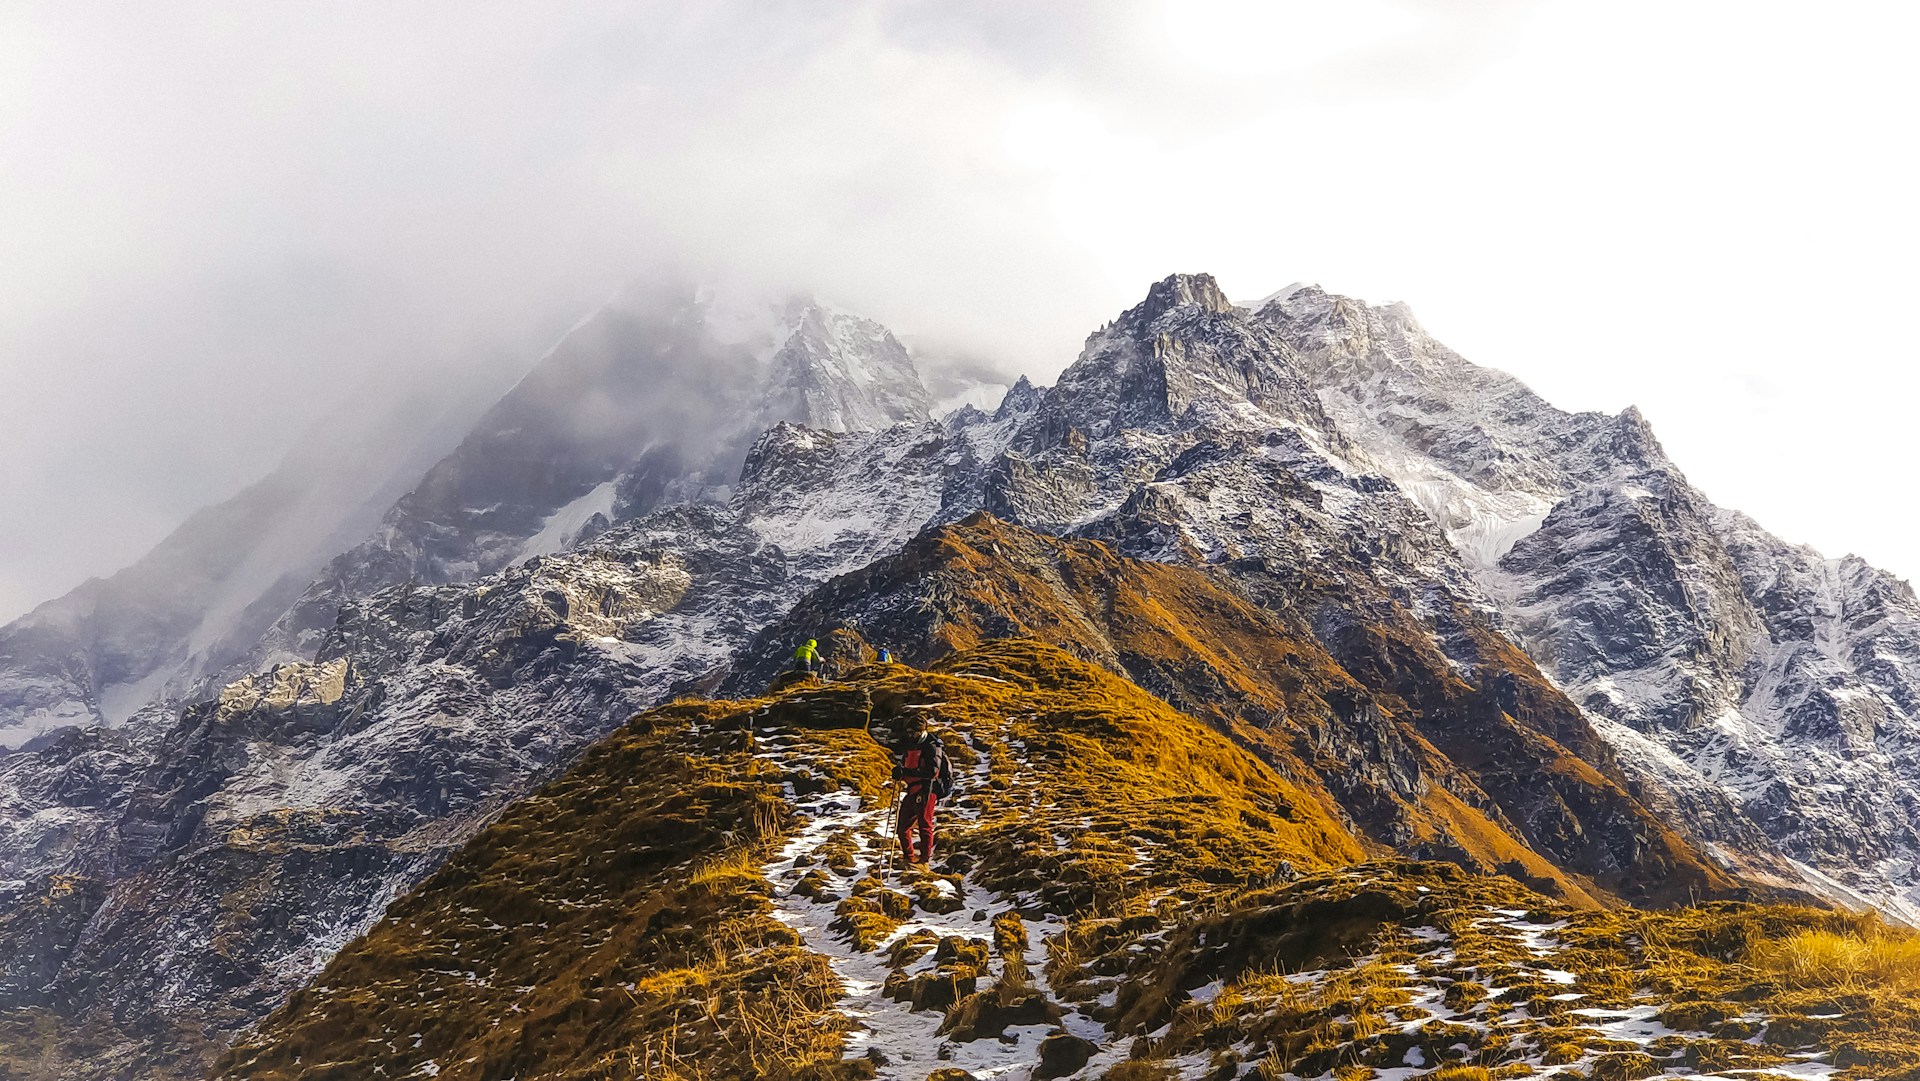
217 700 856 1081
218 641 1366 1079
219 642 1920 1079
742 513 1740 907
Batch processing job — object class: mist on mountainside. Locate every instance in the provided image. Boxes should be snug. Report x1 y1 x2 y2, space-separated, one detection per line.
0 270 1005 747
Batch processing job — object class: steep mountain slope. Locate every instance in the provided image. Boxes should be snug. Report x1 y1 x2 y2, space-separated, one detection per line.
918 274 1811 897
758 301 933 433
1258 284 1920 920
0 419 963 1079
244 283 932 675
0 278 954 754
0 379 504 747
214 644 1917 1081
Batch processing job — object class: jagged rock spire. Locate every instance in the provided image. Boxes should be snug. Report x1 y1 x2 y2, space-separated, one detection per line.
1116 272 1235 330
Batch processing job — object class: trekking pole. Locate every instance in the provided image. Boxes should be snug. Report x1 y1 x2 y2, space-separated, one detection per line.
880 779 899 877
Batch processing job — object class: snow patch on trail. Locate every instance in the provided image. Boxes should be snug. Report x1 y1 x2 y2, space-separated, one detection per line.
1461 909 1840 1079
763 775 1081 1079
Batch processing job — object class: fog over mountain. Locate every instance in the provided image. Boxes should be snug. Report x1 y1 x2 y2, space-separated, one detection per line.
3 0 1916 623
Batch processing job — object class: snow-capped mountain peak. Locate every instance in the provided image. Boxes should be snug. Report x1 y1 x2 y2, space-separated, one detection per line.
1043 272 1336 445
1117 270 1235 326
1255 282 1920 920
756 300 931 434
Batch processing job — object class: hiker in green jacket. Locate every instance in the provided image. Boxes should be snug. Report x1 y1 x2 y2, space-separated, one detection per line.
793 638 820 674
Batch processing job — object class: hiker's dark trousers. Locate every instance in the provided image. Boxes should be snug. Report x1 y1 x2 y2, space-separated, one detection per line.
899 788 936 864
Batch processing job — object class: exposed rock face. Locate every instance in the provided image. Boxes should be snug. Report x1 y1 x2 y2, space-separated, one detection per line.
1037 271 1330 441
1256 284 1920 920
0 283 938 753
756 302 931 434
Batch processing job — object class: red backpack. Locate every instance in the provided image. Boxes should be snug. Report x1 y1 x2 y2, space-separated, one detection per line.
903 740 955 798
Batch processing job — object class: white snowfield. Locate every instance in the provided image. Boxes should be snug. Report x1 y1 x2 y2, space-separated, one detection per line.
517 480 620 560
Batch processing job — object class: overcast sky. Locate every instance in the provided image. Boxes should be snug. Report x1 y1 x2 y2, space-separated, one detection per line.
2 0 1916 621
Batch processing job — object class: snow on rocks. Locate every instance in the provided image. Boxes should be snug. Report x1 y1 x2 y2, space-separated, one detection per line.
1260 282 1920 920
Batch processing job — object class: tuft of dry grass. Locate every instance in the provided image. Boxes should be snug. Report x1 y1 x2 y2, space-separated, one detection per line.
1751 927 1920 990
689 848 764 893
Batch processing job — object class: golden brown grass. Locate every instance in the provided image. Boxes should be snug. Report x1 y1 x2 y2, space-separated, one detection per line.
771 512 1710 909
1081 857 1920 1081
689 848 763 892
216 642 1371 1081
216 700 868 1081
1753 927 1920 990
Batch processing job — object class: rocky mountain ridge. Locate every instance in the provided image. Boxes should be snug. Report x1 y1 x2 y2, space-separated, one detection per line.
0 281 933 750
236 282 933 688
0 379 508 749
727 513 1739 910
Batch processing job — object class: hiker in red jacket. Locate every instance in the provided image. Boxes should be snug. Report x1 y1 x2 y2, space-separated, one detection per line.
892 715 952 867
